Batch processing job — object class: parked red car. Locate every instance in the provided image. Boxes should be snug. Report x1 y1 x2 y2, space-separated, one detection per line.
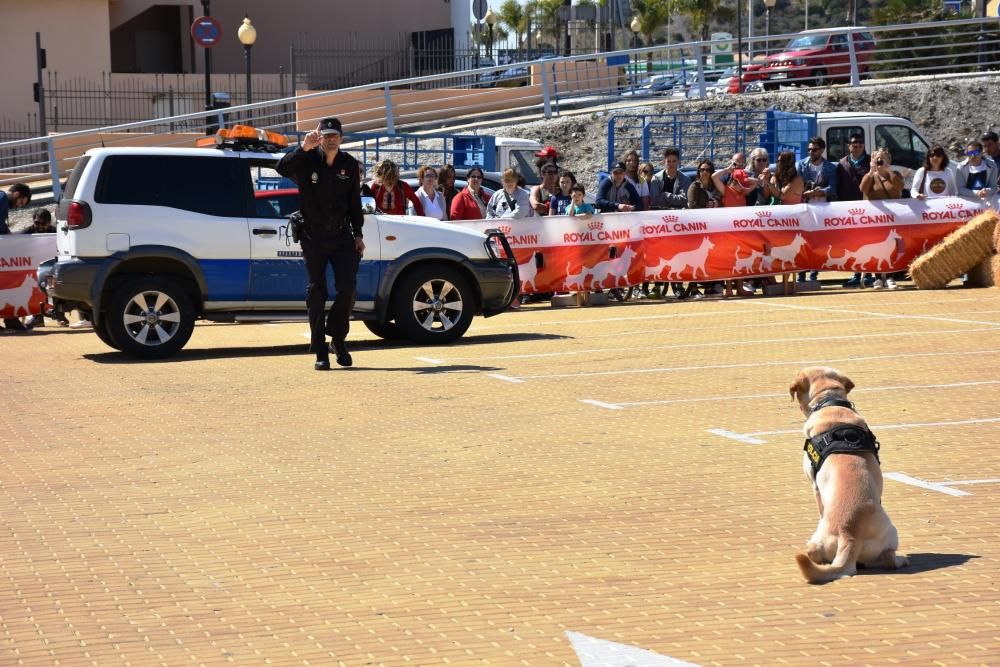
764 28 876 88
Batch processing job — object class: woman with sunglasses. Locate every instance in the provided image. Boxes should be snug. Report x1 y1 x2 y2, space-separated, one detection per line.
911 145 959 199
677 159 724 300
414 165 448 220
449 167 491 221
437 164 459 214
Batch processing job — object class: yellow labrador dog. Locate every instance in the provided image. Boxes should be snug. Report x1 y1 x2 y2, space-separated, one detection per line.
789 366 908 583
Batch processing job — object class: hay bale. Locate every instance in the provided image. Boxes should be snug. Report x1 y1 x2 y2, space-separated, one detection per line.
910 210 999 289
994 214 1000 252
993 254 1000 287
965 254 997 288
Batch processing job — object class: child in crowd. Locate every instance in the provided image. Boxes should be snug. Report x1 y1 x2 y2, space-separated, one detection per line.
548 170 576 216
637 161 655 210
567 183 593 217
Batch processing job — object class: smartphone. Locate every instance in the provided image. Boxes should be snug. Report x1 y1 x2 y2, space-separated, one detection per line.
876 159 884 166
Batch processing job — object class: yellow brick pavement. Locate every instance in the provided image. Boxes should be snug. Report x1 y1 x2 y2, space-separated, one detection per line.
1 285 998 666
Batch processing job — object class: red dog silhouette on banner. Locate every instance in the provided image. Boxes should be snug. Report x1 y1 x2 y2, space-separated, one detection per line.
457 197 994 294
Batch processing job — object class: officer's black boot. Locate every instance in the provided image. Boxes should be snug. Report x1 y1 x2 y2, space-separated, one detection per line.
314 355 331 371
330 339 352 367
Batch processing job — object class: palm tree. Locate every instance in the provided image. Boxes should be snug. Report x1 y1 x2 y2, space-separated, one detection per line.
532 0 565 52
498 0 527 50
631 0 673 70
674 0 736 70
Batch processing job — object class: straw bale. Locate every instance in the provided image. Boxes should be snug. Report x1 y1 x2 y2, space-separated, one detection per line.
994 212 1000 251
993 254 1000 287
965 254 997 288
910 210 998 289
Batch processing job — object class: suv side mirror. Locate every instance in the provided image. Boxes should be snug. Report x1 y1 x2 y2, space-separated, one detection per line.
361 196 377 215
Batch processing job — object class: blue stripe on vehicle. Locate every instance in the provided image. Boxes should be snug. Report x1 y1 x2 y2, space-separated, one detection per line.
199 259 251 301
247 259 387 301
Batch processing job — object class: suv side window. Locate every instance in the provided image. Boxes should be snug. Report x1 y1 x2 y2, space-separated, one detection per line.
826 126 864 163
95 155 250 217
830 34 848 51
875 125 929 171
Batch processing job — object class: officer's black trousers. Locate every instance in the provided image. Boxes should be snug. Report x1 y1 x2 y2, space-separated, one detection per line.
301 232 359 358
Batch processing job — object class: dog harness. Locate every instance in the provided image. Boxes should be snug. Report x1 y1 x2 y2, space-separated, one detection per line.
803 396 881 476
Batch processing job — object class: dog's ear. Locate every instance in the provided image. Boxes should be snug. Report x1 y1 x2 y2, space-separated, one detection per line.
834 370 855 395
789 371 809 403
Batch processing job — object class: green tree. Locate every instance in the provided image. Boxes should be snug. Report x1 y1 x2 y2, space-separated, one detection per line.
674 0 736 69
498 0 527 49
631 0 674 71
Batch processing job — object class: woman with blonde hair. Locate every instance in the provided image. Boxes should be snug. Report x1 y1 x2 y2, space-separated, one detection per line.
370 159 424 216
861 148 905 289
486 168 533 219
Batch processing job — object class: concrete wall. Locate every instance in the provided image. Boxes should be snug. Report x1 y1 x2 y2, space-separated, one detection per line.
0 0 112 134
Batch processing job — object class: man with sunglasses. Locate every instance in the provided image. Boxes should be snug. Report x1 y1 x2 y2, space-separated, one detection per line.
1 183 33 332
796 136 839 204
530 164 559 215
957 140 997 200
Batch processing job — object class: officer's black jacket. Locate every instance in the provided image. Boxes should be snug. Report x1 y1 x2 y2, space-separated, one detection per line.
276 147 364 238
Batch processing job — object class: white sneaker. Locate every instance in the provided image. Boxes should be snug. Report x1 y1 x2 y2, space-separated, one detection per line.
885 278 897 290
70 319 93 329
872 279 884 289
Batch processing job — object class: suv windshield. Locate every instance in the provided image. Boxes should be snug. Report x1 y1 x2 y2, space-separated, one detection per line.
786 34 829 49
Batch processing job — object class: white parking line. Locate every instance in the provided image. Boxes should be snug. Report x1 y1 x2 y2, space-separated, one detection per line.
580 379 1000 410
707 416 1000 444
940 478 1000 485
421 327 997 364
741 299 1000 326
884 472 972 496
490 347 1000 382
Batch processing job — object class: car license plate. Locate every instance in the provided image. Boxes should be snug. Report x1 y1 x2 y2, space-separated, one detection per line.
771 72 788 80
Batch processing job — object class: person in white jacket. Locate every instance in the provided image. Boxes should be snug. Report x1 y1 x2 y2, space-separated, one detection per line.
486 168 534 219
955 140 998 200
414 165 449 220
911 145 960 199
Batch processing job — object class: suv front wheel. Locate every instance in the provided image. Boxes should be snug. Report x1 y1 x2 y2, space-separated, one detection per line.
107 277 195 359
392 265 475 344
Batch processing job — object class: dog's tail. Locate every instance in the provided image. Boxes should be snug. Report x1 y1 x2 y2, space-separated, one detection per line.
795 535 863 584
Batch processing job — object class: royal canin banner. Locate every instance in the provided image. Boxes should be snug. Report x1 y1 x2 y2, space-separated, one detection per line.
0 234 56 318
456 197 997 294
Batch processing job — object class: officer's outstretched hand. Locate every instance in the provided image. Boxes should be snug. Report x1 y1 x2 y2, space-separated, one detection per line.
354 237 365 257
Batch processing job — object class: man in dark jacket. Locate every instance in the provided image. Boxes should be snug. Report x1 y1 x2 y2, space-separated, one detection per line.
276 117 364 370
837 134 873 288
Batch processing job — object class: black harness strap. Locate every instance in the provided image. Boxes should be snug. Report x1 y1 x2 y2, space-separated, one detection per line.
803 395 881 476
804 424 881 476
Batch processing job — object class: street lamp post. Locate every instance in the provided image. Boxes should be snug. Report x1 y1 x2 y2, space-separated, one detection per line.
630 16 641 87
764 0 777 57
485 7 496 61
237 15 256 108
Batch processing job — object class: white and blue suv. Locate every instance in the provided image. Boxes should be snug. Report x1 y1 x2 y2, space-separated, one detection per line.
47 146 518 359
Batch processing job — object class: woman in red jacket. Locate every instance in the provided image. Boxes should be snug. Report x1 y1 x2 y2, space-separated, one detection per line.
370 160 424 216
449 167 490 221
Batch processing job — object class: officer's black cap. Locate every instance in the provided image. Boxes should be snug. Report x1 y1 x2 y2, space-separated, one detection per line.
320 117 342 135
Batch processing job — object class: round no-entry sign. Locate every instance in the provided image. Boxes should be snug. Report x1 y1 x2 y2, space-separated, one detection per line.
191 16 222 48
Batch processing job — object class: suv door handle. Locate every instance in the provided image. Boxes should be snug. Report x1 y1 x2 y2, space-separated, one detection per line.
252 227 278 236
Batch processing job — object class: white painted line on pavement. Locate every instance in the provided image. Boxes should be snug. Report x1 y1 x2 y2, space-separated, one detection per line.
707 416 1000 445
939 478 1000 485
741 299 1000 326
566 631 701 667
578 399 625 410
582 379 1000 410
487 373 524 383
489 347 1000 382
706 428 767 444
885 472 972 496
428 327 998 363
414 356 444 364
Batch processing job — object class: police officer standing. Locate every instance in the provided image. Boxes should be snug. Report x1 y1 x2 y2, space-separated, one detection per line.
276 118 364 370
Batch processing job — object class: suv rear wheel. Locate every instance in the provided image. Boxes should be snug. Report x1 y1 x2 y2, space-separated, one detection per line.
392 265 475 344
107 277 195 359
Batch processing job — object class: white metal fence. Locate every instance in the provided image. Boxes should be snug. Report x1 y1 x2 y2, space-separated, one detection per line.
2 17 998 200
